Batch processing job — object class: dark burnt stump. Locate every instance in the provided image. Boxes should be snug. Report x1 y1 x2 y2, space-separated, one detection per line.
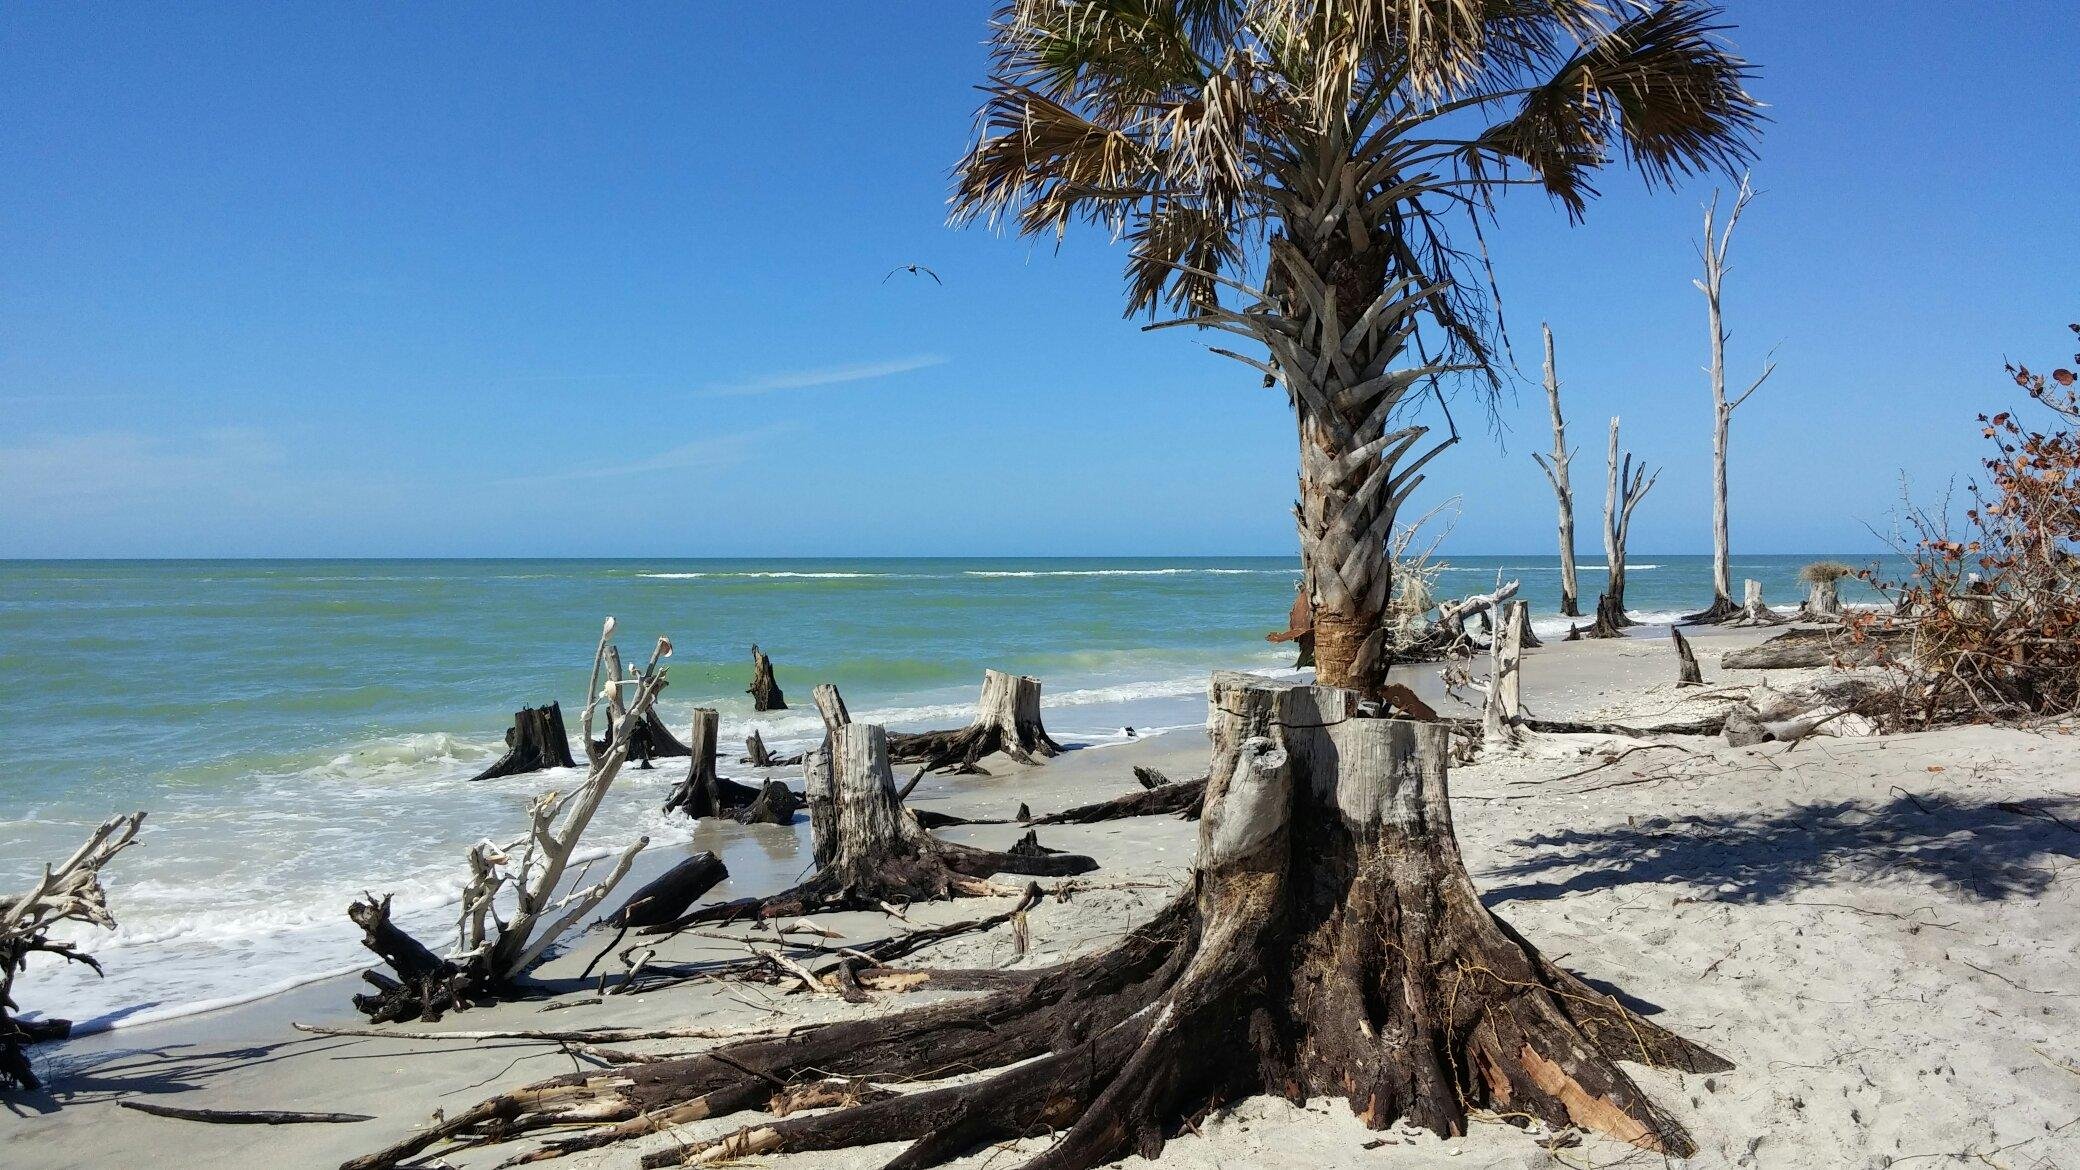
468 702 579 782
748 645 786 712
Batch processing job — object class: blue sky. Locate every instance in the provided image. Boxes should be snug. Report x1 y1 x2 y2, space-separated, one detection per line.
3 3 2075 558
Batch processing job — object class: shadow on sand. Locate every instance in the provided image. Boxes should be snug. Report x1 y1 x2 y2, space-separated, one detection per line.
1481 792 2080 907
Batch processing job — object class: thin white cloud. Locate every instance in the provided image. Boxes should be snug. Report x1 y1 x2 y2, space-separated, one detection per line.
498 426 788 486
699 354 946 397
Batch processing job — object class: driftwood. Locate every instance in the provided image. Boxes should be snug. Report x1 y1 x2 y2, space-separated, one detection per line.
887 669 1062 774
747 645 786 712
1023 775 1209 824
742 730 782 767
587 646 691 768
468 702 579 782
348 622 665 1023
119 1101 372 1125
1672 626 1704 686
350 674 1727 1170
1 812 146 1090
602 854 729 931
1482 598 1524 746
1723 625 1905 670
661 723 1094 927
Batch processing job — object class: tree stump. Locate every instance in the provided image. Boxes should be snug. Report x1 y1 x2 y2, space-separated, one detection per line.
662 710 791 821
1507 598 1542 649
1584 591 1628 639
1730 578 1787 626
352 674 1728 1170
1483 603 1524 746
1671 626 1704 686
748 645 786 712
468 702 579 782
743 730 778 767
738 779 802 826
678 722 1095 924
888 669 1063 774
1799 577 1844 622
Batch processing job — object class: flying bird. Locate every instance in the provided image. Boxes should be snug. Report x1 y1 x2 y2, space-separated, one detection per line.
883 264 942 285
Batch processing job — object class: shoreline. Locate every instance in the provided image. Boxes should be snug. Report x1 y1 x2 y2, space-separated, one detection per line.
11 624 2079 1170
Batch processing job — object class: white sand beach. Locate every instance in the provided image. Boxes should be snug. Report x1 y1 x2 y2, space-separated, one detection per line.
10 626 2078 1170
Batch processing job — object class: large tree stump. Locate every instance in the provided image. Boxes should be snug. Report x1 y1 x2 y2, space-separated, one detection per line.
888 669 1063 774
1583 591 1629 639
468 702 579 782
350 674 1726 1170
747 645 786 712
1728 578 1788 627
676 722 1095 925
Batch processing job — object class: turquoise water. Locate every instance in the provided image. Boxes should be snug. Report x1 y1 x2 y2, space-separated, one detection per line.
0 554 1897 1029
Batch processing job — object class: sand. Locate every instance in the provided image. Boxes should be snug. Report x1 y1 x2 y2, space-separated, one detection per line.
7 625 2079 1169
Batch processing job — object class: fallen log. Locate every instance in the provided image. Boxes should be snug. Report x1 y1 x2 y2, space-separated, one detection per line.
887 669 1062 774
119 1101 372 1125
602 853 729 931
1024 775 1208 824
468 702 579 782
1723 626 1906 670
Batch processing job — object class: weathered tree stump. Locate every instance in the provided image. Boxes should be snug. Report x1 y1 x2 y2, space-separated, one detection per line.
1672 626 1704 686
468 702 579 782
1728 579 1788 627
1483 601 1524 746
1800 579 1844 622
887 669 1062 774
662 709 796 822
347 895 480 1024
676 722 1095 925
1507 598 1542 649
742 730 779 767
351 674 1727 1170
602 853 729 931
747 645 786 712
1584 591 1629 639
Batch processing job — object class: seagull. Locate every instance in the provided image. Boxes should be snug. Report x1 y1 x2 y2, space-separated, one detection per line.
883 264 942 285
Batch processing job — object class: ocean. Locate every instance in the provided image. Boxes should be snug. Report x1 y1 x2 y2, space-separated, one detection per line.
0 553 1899 1031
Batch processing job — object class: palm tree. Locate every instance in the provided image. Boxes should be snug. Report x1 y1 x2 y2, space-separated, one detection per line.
954 0 1761 694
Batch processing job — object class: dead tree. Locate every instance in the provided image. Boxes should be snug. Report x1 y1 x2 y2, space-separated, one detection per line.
1687 175 1777 624
1671 626 1705 686
1507 598 1542 649
348 673 1727 1170
1588 416 1659 637
1482 600 1525 747
887 669 1062 774
1 812 145 1090
1531 324 1583 617
673 722 1095 925
348 622 667 1023
468 702 579 782
747 644 786 712
1797 561 1851 622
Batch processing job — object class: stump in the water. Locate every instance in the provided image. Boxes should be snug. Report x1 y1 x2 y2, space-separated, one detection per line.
349 673 1727 1170
677 722 1095 924
1672 626 1704 686
748 645 786 712
663 710 797 823
743 730 778 767
468 702 579 782
887 669 1062 774
738 779 801 826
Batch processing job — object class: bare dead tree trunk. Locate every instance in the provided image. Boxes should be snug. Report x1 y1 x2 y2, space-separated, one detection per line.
887 669 1062 774
1589 417 1659 638
747 645 786 712
353 674 1728 1170
1507 598 1541 649
1483 602 1524 747
468 702 579 782
1532 324 1582 617
1690 175 1776 624
661 709 725 819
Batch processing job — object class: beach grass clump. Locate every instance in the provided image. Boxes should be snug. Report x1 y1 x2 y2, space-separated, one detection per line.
1799 560 1857 585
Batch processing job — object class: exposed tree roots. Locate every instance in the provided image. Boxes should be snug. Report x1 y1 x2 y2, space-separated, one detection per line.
887 670 1062 774
349 675 1726 1170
